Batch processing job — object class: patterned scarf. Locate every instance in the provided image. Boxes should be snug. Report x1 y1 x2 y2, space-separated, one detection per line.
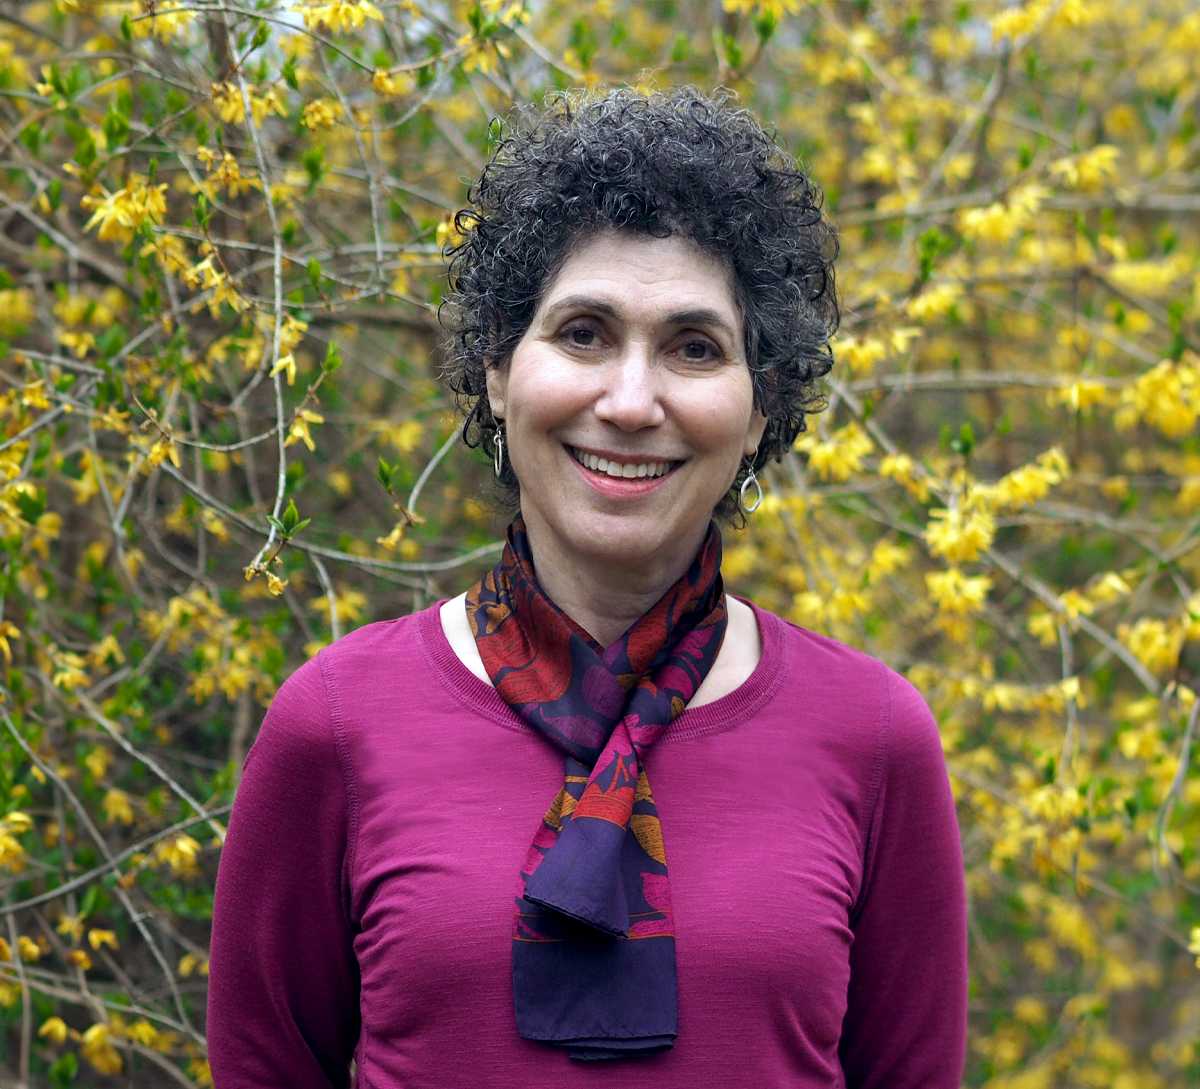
465 515 727 1061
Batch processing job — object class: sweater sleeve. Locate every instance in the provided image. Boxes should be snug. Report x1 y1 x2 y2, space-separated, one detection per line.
838 669 968 1089
207 653 360 1088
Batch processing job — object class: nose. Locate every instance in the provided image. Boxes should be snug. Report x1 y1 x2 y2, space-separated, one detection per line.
591 342 667 431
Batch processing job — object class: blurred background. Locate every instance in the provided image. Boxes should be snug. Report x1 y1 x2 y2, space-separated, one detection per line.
0 0 1198 1084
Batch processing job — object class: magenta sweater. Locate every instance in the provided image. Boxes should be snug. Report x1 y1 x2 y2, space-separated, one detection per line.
206 598 967 1088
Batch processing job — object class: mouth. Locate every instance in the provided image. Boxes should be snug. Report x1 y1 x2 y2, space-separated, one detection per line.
564 444 686 482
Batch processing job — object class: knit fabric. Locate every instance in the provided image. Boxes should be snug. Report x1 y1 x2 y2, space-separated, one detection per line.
207 597 968 1089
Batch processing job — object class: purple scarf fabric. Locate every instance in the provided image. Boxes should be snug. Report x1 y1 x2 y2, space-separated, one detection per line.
465 515 727 1061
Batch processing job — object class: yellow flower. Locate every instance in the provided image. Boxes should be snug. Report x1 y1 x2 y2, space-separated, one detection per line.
924 505 995 564
1049 145 1121 192
81 1023 123 1075
794 422 873 482
309 588 369 623
981 447 1069 511
836 335 887 374
146 437 183 471
373 68 416 96
80 174 168 243
1118 618 1183 674
1049 380 1115 412
57 330 96 358
879 452 930 502
0 620 20 665
906 281 962 321
84 746 111 781
203 152 262 198
435 214 471 251
210 81 287 127
1120 355 1200 438
102 789 135 825
867 539 909 580
0 288 35 333
179 952 210 977
302 98 338 130
266 572 289 596
285 408 325 452
722 0 803 16
38 1016 69 1043
154 833 202 876
300 0 383 32
56 913 85 943
88 928 119 952
957 184 1047 244
182 253 247 317
1107 255 1191 297
0 831 26 873
121 0 193 39
926 568 992 616
269 353 297 386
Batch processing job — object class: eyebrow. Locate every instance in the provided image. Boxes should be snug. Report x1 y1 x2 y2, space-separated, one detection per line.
539 294 739 343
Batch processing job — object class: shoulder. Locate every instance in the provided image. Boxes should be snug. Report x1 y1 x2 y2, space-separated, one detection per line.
309 604 435 695
750 600 943 767
253 606 434 757
752 601 892 709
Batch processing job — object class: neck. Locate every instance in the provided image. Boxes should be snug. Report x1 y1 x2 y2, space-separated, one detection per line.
518 512 712 648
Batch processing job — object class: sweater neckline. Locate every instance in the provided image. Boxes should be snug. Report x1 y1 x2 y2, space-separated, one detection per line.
417 593 786 743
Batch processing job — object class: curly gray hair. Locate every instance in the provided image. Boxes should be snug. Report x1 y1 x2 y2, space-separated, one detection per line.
437 83 839 523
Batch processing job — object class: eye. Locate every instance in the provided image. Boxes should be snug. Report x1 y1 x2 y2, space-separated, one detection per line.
678 337 723 363
557 321 602 349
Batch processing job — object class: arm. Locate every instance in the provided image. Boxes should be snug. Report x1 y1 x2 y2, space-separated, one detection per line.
206 653 360 1088
838 669 968 1089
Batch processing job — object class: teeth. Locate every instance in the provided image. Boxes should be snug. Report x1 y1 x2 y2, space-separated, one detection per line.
570 447 673 479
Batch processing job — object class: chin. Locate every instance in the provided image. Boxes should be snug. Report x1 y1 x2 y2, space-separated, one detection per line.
567 508 705 570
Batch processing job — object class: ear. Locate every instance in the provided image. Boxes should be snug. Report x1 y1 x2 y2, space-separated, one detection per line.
745 407 768 460
483 358 508 422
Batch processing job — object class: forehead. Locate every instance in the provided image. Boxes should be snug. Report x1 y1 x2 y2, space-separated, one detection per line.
537 230 741 329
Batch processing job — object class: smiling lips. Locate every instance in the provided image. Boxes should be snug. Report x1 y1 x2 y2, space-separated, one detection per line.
566 444 681 480
564 444 684 496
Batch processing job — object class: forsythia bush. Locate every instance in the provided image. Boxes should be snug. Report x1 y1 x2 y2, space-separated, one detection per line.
0 0 1198 1084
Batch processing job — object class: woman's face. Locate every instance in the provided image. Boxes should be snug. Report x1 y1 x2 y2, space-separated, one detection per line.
485 228 768 580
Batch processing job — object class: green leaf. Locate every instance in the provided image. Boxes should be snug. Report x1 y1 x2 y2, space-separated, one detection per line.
307 258 322 291
322 341 342 373
281 497 300 533
302 144 325 191
754 11 777 40
950 421 975 458
49 1052 79 1087
96 324 126 359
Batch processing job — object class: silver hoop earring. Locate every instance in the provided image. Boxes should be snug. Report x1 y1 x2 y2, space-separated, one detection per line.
739 464 763 514
493 428 505 479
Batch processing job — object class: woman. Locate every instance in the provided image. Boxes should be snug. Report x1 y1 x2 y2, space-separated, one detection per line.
207 86 967 1088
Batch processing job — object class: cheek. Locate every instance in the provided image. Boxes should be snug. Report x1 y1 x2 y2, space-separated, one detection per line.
683 384 756 451
505 351 591 435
